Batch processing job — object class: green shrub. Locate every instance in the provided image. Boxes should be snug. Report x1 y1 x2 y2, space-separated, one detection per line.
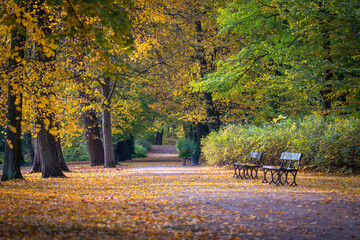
132 143 148 158
176 138 199 158
202 115 360 173
135 138 152 151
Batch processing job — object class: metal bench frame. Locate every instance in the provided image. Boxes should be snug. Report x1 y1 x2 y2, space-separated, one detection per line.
234 152 263 179
262 152 302 186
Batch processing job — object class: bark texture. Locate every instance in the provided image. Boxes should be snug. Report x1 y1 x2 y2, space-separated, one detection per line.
38 121 65 178
102 77 116 168
1 23 25 181
155 131 164 145
30 136 41 173
83 108 104 166
56 138 70 172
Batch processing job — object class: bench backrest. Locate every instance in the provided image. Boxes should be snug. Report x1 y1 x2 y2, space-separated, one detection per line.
280 152 302 169
249 151 263 165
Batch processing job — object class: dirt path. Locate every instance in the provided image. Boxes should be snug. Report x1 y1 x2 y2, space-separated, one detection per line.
147 145 179 158
125 145 360 240
2 145 358 240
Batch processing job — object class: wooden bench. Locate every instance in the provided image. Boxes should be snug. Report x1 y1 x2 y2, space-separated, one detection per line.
234 152 263 179
262 152 302 186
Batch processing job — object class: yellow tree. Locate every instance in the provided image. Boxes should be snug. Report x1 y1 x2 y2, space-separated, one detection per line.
131 0 235 143
1 0 133 178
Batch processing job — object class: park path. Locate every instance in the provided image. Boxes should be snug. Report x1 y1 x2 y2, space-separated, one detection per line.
123 145 360 240
147 145 179 158
2 145 359 239
124 145 205 175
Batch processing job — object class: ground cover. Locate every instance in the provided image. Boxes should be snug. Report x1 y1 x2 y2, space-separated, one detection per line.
0 146 359 239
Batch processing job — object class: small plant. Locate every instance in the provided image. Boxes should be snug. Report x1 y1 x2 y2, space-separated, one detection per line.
176 138 198 158
135 138 152 151
132 143 148 158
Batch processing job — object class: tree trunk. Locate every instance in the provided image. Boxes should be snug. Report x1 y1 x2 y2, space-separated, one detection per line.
319 2 333 120
37 118 65 178
195 20 221 132
320 28 333 119
203 92 221 132
128 135 135 155
102 77 116 168
30 136 41 173
56 138 70 172
1 22 25 181
114 140 131 163
196 122 209 144
155 130 163 145
83 108 104 166
34 0 65 178
25 132 35 165
1 86 23 180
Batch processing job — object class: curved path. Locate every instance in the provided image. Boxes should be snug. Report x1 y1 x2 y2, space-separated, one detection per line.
123 145 360 240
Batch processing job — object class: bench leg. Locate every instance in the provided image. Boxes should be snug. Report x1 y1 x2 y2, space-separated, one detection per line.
243 166 249 179
276 171 288 186
288 171 298 186
240 166 246 179
262 169 269 183
233 165 239 178
269 169 281 184
252 168 259 179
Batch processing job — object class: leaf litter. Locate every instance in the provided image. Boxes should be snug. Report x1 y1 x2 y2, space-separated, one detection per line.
0 146 359 239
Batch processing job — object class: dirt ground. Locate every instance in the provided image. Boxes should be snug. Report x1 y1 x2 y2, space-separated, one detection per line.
1 145 359 240
127 145 360 240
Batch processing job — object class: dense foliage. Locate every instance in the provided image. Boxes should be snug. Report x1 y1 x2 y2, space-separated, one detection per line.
192 0 360 121
133 143 148 158
1 0 359 177
202 115 360 173
176 138 199 158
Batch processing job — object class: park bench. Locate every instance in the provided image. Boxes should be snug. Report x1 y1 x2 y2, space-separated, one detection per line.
233 152 263 179
262 152 302 186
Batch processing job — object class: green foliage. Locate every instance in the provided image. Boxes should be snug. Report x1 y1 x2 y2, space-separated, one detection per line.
135 138 152 152
62 134 88 162
176 138 199 158
143 131 157 145
202 115 360 173
192 0 360 122
132 143 148 158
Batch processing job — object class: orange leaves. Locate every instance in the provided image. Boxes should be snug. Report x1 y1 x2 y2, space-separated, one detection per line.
0 158 359 239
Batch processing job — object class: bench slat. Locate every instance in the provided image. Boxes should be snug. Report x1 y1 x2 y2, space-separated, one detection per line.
280 152 302 160
249 151 262 159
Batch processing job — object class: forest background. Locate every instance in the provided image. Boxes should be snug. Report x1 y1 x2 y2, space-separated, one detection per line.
0 0 359 180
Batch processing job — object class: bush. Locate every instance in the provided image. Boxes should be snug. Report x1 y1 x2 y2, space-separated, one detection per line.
176 138 199 158
135 138 152 151
202 115 360 173
132 143 148 158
